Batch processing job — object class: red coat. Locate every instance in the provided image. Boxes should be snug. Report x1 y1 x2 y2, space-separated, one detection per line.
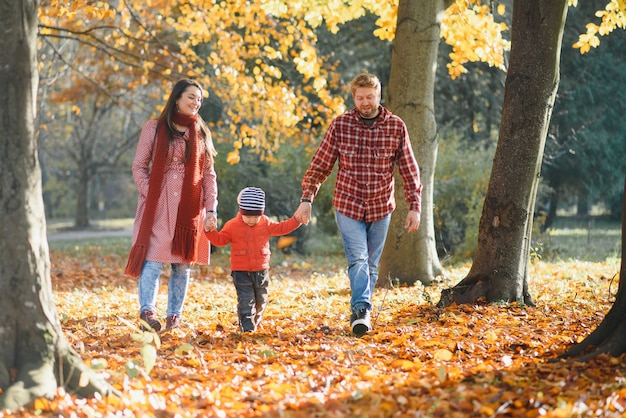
205 213 300 271
131 119 217 264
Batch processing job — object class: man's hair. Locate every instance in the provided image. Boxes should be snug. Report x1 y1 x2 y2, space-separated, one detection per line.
350 73 381 95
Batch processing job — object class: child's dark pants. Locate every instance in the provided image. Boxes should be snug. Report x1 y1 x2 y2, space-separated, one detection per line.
232 270 269 332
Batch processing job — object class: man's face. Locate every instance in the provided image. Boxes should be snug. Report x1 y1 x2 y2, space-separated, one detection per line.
353 86 381 118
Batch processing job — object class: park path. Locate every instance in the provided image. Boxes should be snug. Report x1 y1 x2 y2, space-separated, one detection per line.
47 227 132 242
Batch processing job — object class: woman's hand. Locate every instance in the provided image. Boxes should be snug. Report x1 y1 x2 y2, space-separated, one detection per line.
204 211 218 232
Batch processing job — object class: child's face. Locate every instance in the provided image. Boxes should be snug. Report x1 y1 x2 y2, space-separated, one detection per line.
242 215 261 226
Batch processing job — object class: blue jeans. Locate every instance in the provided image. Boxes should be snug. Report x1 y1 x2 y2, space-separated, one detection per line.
335 210 391 314
138 261 190 317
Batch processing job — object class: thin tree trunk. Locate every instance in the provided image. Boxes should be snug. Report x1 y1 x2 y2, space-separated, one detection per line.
438 0 568 307
541 171 560 232
576 186 589 216
0 0 115 410
380 0 454 286
75 164 90 228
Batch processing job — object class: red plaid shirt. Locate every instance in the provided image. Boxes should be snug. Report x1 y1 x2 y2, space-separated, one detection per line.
302 106 422 222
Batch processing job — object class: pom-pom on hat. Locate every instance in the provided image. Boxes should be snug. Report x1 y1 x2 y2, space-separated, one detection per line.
238 187 265 216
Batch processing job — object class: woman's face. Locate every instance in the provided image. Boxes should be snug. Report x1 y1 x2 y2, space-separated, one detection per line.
176 86 203 116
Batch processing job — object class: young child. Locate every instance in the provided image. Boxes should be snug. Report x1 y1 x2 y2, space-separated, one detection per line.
205 187 301 332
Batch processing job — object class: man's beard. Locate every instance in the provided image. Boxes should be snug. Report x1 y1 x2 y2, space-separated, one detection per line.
358 106 377 119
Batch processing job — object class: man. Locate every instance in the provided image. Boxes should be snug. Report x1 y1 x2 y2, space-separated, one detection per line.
295 72 422 335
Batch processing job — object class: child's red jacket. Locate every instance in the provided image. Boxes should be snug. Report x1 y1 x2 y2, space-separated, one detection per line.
205 212 300 271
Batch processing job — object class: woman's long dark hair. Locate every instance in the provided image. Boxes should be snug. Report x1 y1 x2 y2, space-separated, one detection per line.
159 79 217 165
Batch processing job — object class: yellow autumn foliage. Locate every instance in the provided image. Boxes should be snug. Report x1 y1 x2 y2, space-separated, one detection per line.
573 0 626 53
37 0 622 163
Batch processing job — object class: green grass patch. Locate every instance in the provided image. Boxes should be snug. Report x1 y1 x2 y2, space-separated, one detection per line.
546 228 621 262
538 216 622 262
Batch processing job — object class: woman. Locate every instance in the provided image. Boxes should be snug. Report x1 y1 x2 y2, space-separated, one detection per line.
125 79 218 332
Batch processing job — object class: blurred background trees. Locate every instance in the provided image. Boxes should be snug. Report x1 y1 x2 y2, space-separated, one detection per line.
37 0 624 262
540 0 626 229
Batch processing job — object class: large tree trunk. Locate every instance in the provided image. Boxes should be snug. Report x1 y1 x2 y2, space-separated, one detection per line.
557 178 626 361
380 0 454 286
438 0 568 307
0 0 114 411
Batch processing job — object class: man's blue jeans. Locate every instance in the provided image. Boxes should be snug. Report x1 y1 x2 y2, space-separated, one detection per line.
138 261 190 317
335 210 391 314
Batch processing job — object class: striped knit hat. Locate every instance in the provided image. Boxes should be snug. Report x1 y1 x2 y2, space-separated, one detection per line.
237 187 265 216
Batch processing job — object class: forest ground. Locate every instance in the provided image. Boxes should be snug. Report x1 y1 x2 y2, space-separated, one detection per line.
2 216 623 417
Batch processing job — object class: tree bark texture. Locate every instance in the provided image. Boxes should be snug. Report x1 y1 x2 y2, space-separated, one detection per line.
0 0 113 410
557 179 626 361
438 0 569 307
380 0 454 286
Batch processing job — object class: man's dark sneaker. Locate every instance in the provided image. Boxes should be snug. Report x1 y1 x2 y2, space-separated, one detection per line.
140 310 162 332
351 309 372 336
165 315 180 330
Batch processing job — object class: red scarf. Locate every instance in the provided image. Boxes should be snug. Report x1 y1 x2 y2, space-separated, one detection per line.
125 112 205 277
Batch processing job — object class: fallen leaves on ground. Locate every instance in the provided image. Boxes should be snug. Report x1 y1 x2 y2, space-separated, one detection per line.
4 249 625 417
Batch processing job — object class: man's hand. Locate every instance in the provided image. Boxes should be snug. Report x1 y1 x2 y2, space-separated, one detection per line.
294 202 312 225
404 210 421 233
